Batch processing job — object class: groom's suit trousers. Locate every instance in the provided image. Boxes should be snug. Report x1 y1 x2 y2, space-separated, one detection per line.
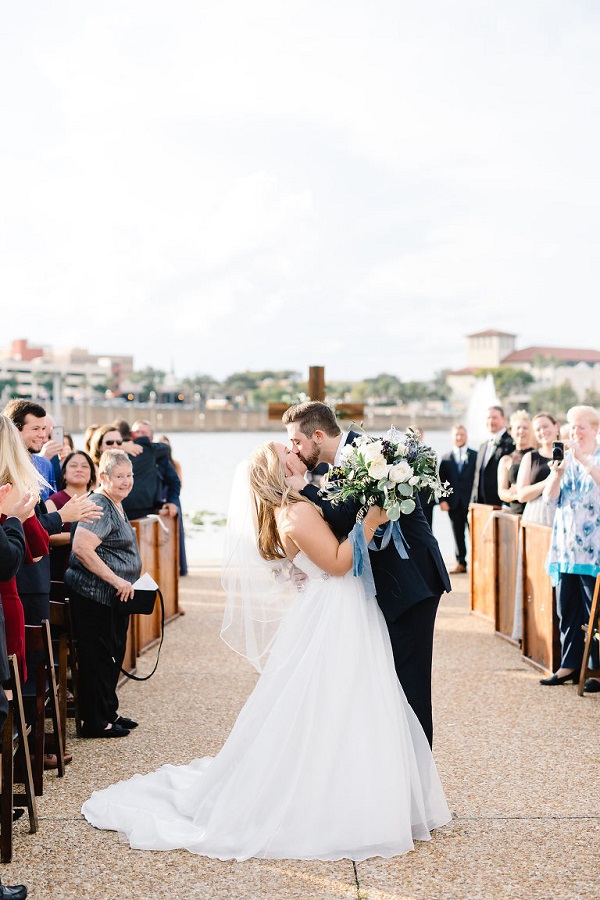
385 594 440 746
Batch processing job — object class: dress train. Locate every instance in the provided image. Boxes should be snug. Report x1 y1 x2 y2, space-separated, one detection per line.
82 553 451 861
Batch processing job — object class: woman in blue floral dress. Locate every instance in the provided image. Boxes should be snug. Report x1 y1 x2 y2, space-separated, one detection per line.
540 406 600 691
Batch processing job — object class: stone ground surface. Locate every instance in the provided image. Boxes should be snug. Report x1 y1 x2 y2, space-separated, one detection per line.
3 566 598 900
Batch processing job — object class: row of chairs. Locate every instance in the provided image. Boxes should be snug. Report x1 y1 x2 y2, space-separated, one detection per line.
0 590 81 862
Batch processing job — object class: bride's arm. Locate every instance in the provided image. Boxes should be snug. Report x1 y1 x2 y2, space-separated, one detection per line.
282 502 385 577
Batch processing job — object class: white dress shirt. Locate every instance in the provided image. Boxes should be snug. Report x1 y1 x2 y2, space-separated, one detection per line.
333 431 349 467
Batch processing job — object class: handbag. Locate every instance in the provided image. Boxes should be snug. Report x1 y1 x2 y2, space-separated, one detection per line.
117 588 165 682
115 588 160 616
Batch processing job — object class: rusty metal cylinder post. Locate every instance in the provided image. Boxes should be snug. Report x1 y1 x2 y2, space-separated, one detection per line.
308 366 325 401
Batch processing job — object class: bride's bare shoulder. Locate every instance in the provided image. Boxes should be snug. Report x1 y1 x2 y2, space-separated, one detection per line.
279 500 321 532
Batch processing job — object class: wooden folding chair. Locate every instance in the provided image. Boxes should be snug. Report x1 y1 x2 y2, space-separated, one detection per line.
1 655 38 863
578 573 600 696
49 601 69 751
50 583 82 736
22 620 65 796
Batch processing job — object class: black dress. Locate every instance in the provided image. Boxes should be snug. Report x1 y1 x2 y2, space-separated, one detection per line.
505 447 535 515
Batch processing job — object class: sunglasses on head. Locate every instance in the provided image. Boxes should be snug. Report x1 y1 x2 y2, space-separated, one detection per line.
104 439 123 446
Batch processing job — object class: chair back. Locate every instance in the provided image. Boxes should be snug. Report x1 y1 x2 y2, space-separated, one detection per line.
1 655 38 862
23 621 66 795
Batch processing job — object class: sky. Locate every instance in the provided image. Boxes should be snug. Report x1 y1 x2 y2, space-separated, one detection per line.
2 1 599 384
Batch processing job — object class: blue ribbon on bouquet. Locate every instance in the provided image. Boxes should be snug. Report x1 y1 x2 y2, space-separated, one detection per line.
349 520 410 598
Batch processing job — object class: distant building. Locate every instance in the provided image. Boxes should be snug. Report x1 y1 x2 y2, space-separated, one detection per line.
447 329 600 406
0 339 134 404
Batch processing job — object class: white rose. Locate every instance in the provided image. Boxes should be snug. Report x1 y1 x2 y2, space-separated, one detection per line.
368 457 390 479
363 440 384 463
340 444 354 460
389 461 413 483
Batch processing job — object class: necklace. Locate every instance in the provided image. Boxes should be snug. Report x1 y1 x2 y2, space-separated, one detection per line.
100 488 125 517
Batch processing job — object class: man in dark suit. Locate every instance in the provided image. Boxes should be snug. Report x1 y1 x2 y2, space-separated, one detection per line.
438 424 477 574
283 401 450 747
123 420 181 521
470 405 515 507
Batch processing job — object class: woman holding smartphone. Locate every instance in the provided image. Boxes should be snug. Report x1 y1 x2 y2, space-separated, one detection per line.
541 406 600 690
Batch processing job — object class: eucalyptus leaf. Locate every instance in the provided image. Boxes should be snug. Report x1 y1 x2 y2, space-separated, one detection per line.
387 505 401 521
397 483 413 497
400 498 416 514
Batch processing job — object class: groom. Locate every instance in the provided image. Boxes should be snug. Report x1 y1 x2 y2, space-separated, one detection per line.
282 401 450 747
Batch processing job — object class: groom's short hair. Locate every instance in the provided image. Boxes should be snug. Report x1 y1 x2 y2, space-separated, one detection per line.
282 401 341 438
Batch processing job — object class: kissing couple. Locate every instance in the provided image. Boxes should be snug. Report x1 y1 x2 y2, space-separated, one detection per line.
82 401 452 861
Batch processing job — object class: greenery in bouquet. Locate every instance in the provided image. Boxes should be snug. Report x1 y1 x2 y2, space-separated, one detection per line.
322 426 452 522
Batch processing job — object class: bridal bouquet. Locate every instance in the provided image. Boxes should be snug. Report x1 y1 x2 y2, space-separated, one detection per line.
322 426 451 522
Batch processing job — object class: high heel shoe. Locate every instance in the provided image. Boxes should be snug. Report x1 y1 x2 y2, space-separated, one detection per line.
539 670 578 685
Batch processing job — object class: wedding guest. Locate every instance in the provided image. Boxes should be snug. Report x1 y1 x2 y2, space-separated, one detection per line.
0 484 32 900
559 422 571 440
39 413 63 489
4 402 102 629
65 450 141 737
0 417 70 779
124 421 180 521
470 405 515 507
540 406 600 692
497 411 535 515
111 419 132 441
516 412 560 527
60 433 75 461
46 451 96 580
89 425 141 468
0 416 49 682
3 400 56 501
156 434 182 483
510 412 560 642
438 424 477 574
83 423 101 454
156 434 187 576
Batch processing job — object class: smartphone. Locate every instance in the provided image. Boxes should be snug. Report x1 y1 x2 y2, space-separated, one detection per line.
552 441 564 462
51 425 65 445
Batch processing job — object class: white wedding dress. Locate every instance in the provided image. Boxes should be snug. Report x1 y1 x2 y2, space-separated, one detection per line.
82 552 451 861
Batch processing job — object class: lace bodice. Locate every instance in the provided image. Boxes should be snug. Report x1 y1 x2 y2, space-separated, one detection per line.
290 551 331 581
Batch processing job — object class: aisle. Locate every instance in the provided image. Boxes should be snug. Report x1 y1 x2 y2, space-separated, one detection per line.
6 569 598 900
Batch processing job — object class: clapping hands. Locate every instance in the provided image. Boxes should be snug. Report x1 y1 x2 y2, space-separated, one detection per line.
59 493 104 524
0 484 37 522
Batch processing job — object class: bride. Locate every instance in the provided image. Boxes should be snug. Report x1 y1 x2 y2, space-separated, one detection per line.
82 442 451 861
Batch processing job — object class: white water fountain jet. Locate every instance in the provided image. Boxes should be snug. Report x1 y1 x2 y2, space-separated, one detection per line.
464 374 500 448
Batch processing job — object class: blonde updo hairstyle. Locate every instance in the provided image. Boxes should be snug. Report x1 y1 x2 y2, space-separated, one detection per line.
0 413 48 499
509 409 532 430
249 442 306 561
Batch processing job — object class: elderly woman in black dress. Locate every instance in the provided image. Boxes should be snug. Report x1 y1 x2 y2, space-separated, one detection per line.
65 450 141 738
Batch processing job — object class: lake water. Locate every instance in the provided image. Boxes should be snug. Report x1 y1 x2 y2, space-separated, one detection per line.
73 430 458 564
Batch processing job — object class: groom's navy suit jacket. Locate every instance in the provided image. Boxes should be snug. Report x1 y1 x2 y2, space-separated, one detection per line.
300 432 450 623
